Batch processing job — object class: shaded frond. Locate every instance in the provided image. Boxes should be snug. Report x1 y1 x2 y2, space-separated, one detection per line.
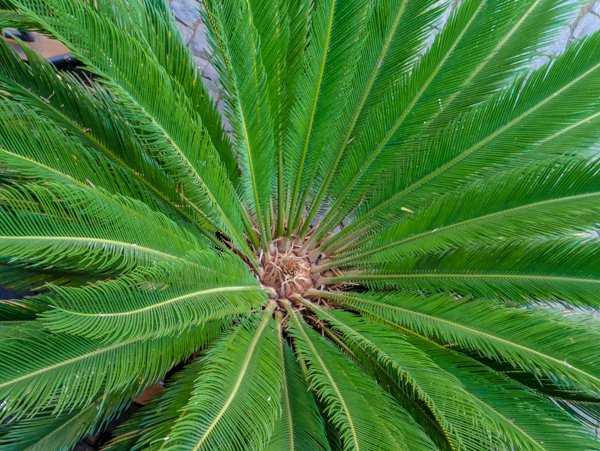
0 181 206 274
409 333 599 450
0 321 225 422
103 359 206 450
309 304 594 450
42 252 265 342
333 30 600 243
327 237 600 307
11 0 251 254
0 393 130 451
326 157 600 260
0 295 47 321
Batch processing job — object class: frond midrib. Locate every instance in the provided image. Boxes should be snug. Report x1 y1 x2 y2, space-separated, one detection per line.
334 272 600 284
288 0 337 231
191 308 273 451
288 309 361 450
0 235 186 263
57 285 261 317
313 1 486 239
331 191 600 265
0 336 142 389
326 293 600 388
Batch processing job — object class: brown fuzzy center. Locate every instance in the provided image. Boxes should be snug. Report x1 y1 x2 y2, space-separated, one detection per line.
260 241 315 299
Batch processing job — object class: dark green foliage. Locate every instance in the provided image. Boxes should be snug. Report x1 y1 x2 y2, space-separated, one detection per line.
0 0 598 449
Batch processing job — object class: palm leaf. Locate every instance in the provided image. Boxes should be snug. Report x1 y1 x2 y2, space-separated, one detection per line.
332 30 600 244
287 306 437 450
330 237 600 307
11 0 252 255
307 303 594 450
0 182 206 274
324 157 600 260
166 309 283 450
300 0 445 237
0 321 225 422
0 40 213 229
311 0 488 241
315 290 600 394
42 253 265 342
286 0 375 233
412 334 599 450
265 320 330 451
426 0 579 129
204 0 277 245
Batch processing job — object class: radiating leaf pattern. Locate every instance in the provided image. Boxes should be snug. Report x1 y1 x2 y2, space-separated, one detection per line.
0 0 598 449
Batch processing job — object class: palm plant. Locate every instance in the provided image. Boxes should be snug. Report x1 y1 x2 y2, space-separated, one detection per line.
0 0 599 448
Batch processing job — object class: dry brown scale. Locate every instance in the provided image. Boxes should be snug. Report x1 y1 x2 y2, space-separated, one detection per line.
254 236 342 318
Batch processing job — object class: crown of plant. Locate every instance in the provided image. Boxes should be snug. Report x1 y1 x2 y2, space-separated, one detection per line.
0 0 599 450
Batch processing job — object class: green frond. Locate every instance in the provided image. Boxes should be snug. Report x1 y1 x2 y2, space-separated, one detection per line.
331 236 600 307
0 100 168 218
410 334 599 450
318 290 600 393
301 0 445 237
309 304 594 450
325 157 600 259
0 392 130 451
166 310 283 450
282 0 335 232
0 7 38 28
285 0 374 232
204 0 277 244
0 321 225 422
426 0 579 129
125 0 238 182
11 0 251 254
0 39 209 230
42 252 265 342
0 0 598 448
274 0 312 234
104 358 206 450
0 181 206 274
333 29 600 243
265 322 330 451
312 0 488 240
287 308 437 450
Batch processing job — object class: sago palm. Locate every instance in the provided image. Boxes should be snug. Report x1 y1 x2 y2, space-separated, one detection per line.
0 0 599 449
